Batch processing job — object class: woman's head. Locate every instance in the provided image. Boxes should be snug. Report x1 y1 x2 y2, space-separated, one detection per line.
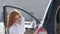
7 9 22 28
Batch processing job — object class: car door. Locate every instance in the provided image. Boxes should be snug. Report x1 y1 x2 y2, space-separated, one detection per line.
3 0 53 34
3 5 40 34
43 0 60 34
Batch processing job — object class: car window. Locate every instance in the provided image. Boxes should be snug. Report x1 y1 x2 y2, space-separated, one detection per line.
5 7 37 34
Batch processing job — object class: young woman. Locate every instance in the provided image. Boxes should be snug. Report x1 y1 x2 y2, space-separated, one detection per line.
7 9 26 34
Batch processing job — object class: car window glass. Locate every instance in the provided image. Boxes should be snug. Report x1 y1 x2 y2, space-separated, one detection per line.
6 7 36 34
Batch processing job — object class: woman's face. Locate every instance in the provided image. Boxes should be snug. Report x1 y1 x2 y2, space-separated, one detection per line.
14 15 22 24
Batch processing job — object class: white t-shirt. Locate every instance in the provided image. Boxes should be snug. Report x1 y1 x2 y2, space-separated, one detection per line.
9 17 26 34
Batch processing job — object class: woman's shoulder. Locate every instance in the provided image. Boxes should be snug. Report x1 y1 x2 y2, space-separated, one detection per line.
9 25 16 31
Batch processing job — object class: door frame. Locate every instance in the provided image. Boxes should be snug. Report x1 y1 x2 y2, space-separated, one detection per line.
43 0 60 34
3 5 40 34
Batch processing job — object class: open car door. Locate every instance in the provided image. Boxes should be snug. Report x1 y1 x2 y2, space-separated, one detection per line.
3 5 40 34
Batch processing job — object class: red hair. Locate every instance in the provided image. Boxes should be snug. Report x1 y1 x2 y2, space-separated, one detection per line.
7 10 20 28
